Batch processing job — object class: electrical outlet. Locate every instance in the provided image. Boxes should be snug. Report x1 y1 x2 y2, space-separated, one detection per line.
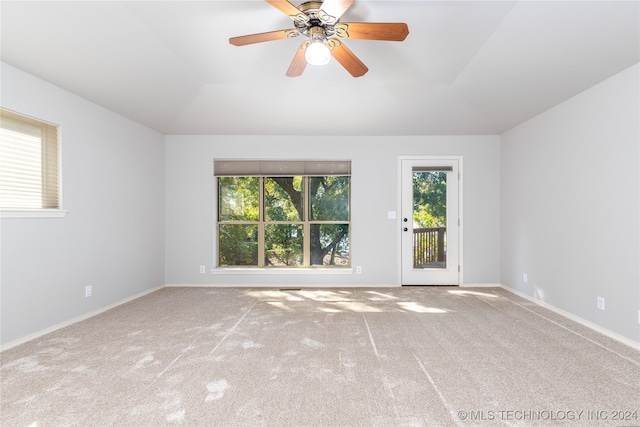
356 266 362 274
200 265 206 274
388 211 396 220
85 285 92 298
523 273 528 284
597 297 605 311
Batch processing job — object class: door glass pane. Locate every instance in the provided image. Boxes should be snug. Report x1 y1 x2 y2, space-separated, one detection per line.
219 224 258 266
265 224 304 266
412 171 447 269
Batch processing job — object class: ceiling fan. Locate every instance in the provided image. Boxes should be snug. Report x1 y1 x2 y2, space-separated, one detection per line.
229 0 409 77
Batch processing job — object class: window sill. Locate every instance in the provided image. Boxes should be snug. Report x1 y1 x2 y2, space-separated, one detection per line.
0 209 68 219
211 267 354 275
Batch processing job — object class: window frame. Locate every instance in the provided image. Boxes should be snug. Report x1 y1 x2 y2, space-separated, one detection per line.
0 108 66 219
214 161 351 270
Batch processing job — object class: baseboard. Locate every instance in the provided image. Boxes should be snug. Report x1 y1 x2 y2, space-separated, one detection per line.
500 285 640 350
460 282 502 288
0 285 164 352
166 283 504 288
165 283 400 288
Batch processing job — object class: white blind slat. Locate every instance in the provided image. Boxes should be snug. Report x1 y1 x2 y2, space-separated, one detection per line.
413 166 453 172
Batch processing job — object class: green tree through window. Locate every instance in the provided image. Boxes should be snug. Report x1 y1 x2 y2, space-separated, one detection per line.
218 176 350 267
413 172 446 227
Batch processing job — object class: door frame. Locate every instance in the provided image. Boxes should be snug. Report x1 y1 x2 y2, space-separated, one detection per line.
397 156 463 286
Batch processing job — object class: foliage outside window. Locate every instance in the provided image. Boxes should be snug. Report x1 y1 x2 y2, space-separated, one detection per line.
0 109 60 211
412 171 446 228
217 174 350 268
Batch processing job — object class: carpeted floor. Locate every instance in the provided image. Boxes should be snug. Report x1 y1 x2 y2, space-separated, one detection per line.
1 286 639 426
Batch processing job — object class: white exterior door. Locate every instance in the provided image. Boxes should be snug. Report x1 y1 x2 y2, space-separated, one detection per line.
401 158 461 285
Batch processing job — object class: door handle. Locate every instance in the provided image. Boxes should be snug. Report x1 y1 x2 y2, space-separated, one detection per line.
403 218 408 222
403 227 408 232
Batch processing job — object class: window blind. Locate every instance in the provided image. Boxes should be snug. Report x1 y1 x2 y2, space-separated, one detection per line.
0 109 59 209
412 166 453 172
214 160 351 177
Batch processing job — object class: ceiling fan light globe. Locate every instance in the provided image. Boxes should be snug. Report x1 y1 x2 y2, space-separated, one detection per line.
305 42 331 66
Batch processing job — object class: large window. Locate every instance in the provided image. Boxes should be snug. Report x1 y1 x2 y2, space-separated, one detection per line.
0 109 61 215
215 160 350 268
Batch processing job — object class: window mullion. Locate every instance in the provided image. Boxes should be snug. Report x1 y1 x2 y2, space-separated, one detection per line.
258 177 265 267
303 176 310 267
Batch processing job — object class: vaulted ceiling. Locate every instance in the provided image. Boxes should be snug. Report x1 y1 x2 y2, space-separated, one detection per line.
1 1 638 135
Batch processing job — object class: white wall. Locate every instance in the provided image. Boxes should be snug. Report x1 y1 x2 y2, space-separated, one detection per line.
165 135 501 287
501 64 640 343
0 63 166 348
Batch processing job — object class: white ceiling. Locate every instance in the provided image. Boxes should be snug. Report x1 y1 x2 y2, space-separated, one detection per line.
1 1 638 135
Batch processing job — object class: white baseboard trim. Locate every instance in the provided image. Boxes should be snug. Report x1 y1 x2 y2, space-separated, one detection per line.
165 283 400 288
1 285 164 352
460 283 502 288
500 285 639 350
166 283 504 288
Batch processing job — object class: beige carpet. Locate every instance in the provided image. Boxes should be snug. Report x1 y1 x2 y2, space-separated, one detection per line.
1 287 639 426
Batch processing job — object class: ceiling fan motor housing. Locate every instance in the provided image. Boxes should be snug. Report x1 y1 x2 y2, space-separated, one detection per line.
293 1 339 39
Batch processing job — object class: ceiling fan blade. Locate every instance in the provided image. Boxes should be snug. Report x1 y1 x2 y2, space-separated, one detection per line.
330 41 368 77
286 42 308 77
320 0 355 20
264 0 302 17
229 29 295 46
339 22 409 41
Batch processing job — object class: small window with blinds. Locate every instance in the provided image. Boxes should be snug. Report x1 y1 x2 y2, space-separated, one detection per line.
0 108 63 217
